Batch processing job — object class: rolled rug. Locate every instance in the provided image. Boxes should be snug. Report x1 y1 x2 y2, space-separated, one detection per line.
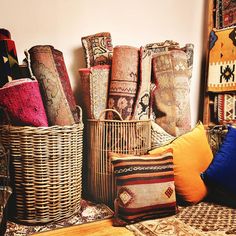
132 40 180 120
152 49 191 137
81 32 113 68
0 78 48 127
79 65 110 119
0 28 19 87
107 46 139 120
52 48 79 122
27 45 75 126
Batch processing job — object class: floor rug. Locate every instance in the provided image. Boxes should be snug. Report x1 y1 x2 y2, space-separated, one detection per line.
127 201 236 236
5 199 114 235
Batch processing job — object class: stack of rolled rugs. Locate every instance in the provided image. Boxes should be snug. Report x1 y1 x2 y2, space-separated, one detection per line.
79 32 194 138
0 28 78 127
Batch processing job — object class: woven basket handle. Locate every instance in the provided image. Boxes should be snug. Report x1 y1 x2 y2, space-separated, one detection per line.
76 105 83 123
98 109 123 121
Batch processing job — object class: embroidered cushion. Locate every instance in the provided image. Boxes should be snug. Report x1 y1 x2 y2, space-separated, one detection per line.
149 122 213 204
111 149 177 225
201 126 236 200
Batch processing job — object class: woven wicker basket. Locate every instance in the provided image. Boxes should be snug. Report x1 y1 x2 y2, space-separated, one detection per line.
86 109 151 207
0 107 84 224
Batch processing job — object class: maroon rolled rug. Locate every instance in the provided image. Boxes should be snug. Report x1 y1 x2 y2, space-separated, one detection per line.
81 32 113 68
0 78 48 127
28 45 75 126
52 49 79 122
79 65 110 119
107 46 139 120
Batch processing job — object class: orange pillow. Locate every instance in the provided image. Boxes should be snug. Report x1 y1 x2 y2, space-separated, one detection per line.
149 122 213 204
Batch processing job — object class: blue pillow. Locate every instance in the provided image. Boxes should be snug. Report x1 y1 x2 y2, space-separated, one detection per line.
201 126 236 196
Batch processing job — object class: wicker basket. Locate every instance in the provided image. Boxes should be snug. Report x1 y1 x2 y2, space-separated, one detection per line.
86 109 151 207
0 107 84 224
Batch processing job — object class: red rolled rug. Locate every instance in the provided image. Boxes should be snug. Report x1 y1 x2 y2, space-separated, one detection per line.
107 46 139 120
52 49 79 122
28 45 75 126
0 78 48 127
79 65 110 119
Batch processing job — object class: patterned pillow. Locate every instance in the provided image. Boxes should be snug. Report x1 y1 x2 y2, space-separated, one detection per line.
110 149 177 226
201 126 236 199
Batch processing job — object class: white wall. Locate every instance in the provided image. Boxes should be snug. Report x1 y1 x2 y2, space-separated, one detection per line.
1 0 206 125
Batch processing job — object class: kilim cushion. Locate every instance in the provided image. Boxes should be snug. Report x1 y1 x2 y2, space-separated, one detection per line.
201 126 236 201
110 149 177 226
149 122 213 204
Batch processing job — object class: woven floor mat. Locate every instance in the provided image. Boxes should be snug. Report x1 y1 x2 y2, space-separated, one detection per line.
5 199 114 235
127 201 236 236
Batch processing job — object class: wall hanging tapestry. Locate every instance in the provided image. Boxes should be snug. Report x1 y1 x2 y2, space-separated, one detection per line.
132 40 180 120
52 49 79 122
79 65 110 119
215 0 236 29
0 78 48 127
0 28 19 88
27 45 75 126
152 50 191 137
215 93 236 124
81 32 113 68
107 46 139 120
208 27 236 92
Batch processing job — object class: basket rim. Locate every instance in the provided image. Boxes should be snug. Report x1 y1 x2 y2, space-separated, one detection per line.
0 122 84 131
87 119 151 123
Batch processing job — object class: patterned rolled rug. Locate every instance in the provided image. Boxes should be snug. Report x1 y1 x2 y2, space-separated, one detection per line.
27 45 75 126
152 49 191 137
81 32 113 68
79 65 110 119
0 28 19 87
133 41 180 120
208 27 236 92
52 48 79 122
0 78 48 127
107 45 139 120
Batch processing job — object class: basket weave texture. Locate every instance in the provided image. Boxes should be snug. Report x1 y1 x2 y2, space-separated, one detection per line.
87 109 151 207
0 111 83 224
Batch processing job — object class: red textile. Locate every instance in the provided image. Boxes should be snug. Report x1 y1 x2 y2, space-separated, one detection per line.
0 79 48 127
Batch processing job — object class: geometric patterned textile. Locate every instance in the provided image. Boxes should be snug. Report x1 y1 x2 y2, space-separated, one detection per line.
111 149 177 225
208 27 236 92
5 200 114 236
28 45 75 126
81 32 113 68
0 28 19 88
151 121 175 149
52 48 79 122
0 78 48 127
152 50 191 136
127 201 236 235
107 46 139 120
217 93 236 124
79 65 110 119
132 40 180 120
181 43 194 82
215 0 236 29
